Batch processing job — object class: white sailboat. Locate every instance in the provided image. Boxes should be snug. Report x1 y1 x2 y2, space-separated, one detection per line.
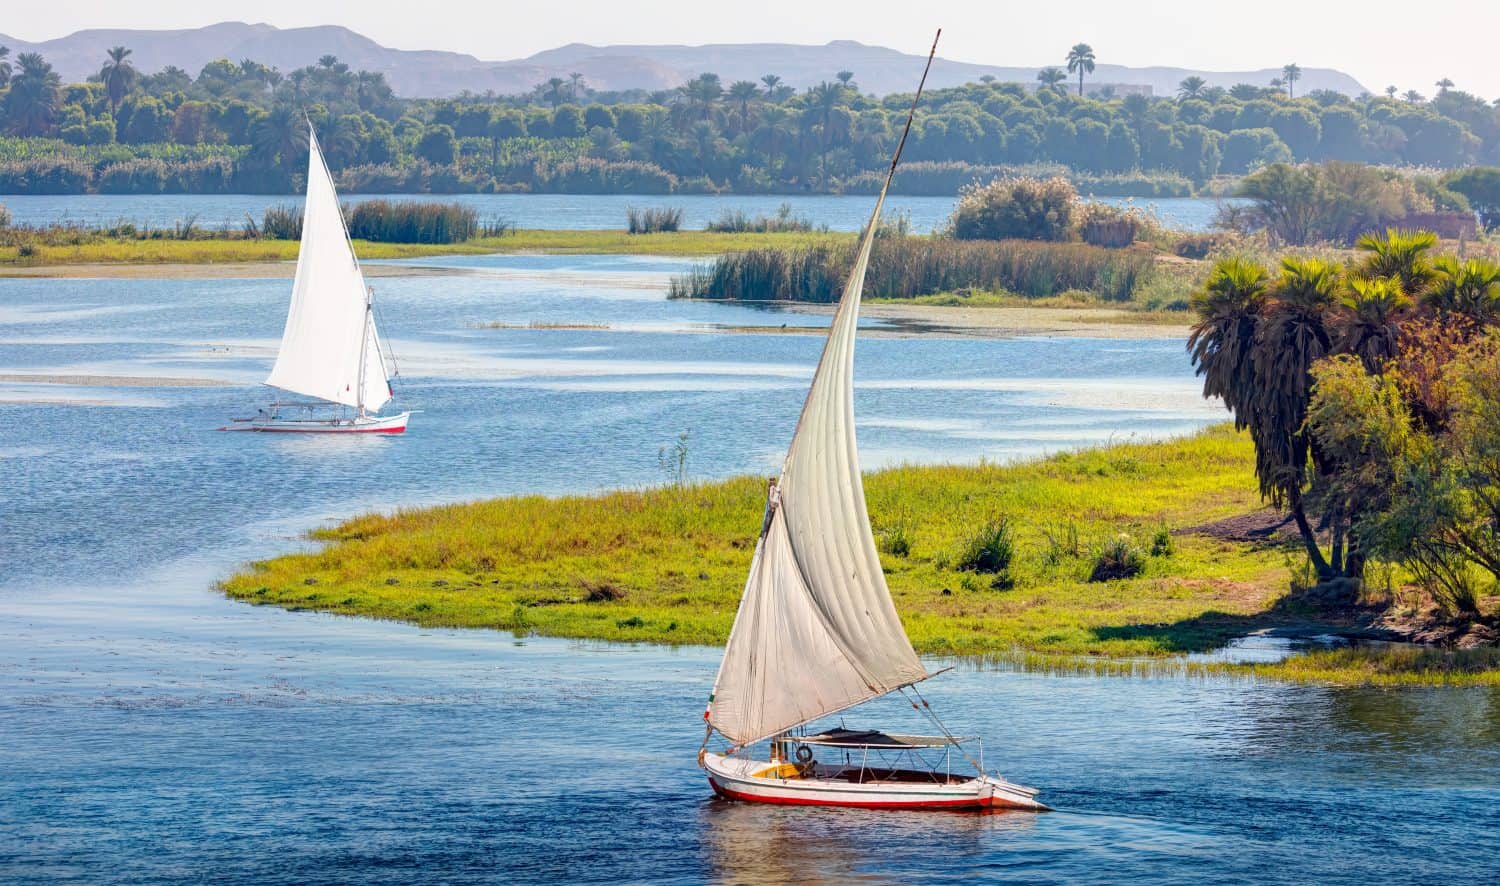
698 33 1045 812
223 123 410 434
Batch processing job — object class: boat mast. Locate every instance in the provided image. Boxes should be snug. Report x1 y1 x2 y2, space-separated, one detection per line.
705 30 943 754
307 115 376 417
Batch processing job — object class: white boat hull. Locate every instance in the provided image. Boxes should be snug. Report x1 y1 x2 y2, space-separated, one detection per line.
220 411 410 434
701 752 1047 811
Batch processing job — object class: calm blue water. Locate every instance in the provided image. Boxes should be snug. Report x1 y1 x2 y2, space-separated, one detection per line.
2 256 1496 883
0 193 1234 234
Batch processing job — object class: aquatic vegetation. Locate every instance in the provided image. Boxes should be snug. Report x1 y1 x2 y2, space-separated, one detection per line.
223 427 1294 657
625 206 682 234
668 236 1154 303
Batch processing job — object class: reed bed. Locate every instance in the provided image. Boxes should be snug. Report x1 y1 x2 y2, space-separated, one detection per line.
668 237 1154 303
626 206 683 234
704 203 819 233
343 200 480 244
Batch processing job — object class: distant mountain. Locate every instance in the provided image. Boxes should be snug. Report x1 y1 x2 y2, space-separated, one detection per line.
0 22 1372 98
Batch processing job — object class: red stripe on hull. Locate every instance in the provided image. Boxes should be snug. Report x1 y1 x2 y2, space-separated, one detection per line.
709 778 992 810
246 426 405 434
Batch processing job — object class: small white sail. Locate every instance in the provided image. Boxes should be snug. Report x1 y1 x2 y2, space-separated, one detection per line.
707 185 929 749
264 126 390 411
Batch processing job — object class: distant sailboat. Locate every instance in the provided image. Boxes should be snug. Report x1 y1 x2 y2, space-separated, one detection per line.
223 123 410 434
698 32 1045 812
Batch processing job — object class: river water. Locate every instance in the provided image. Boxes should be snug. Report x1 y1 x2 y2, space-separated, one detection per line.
2 255 1497 883
0 193 1234 234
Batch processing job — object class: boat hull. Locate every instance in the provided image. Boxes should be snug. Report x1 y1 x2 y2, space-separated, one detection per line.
701 752 1047 811
220 412 410 434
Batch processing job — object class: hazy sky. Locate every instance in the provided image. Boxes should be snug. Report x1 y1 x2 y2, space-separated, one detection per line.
11 0 1500 99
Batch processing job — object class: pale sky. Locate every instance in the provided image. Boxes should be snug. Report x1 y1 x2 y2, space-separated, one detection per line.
11 0 1500 99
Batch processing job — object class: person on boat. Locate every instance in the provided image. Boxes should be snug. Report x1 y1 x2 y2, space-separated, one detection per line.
759 478 780 537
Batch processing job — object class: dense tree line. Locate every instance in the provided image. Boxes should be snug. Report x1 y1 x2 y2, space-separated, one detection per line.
1 42 1499 194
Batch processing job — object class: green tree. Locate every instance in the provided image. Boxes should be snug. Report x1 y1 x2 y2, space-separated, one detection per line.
99 46 135 120
1177 76 1207 99
1281 63 1301 98
1445 167 1500 229
1065 43 1096 96
1436 77 1455 95
4 53 63 136
416 123 457 165
0 45 11 89
1035 67 1067 93
249 104 308 175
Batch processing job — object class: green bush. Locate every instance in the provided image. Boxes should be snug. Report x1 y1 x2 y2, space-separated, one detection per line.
947 176 1078 241
957 518 1014 575
1090 535 1147 582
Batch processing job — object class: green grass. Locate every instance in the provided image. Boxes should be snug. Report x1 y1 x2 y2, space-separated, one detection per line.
0 229 853 266
218 425 1499 685
223 427 1276 652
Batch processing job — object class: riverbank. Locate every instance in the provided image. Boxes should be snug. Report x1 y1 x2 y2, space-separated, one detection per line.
0 229 851 270
218 426 1497 686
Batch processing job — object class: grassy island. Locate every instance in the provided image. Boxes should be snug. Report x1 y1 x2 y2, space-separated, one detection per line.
218 427 1500 686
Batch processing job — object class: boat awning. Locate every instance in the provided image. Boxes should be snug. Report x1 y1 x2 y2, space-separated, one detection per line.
793 728 973 749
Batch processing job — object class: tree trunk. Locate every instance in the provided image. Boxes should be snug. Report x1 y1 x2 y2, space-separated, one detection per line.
1290 500 1332 578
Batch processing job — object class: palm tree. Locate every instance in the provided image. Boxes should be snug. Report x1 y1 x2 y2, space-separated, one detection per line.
1255 257 1340 572
760 74 782 101
4 53 62 136
835 70 855 90
727 80 760 132
751 104 792 172
1036 67 1067 93
100 46 135 119
1281 63 1301 98
568 72 585 101
1177 76 1207 99
1403 89 1424 103
0 46 11 89
1188 257 1271 429
1426 256 1500 323
1435 77 1454 95
543 77 567 108
318 55 339 70
1355 228 1438 296
250 104 309 174
1269 78 1284 93
1336 276 1411 372
1385 85 1398 99
1065 43 1095 96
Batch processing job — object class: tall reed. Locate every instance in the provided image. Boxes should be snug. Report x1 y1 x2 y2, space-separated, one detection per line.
256 200 480 243
668 237 1153 303
626 206 683 234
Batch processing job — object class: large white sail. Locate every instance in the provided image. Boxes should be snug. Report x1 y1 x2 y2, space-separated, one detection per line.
707 181 929 749
264 126 391 412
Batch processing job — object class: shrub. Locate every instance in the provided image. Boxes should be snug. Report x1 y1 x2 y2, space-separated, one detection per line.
626 206 682 234
947 175 1078 241
878 524 912 558
1075 201 1161 248
1150 525 1175 557
957 518 1014 575
0 204 10 229
1090 535 1146 582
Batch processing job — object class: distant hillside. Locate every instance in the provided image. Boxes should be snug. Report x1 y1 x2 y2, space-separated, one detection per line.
0 22 1371 98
